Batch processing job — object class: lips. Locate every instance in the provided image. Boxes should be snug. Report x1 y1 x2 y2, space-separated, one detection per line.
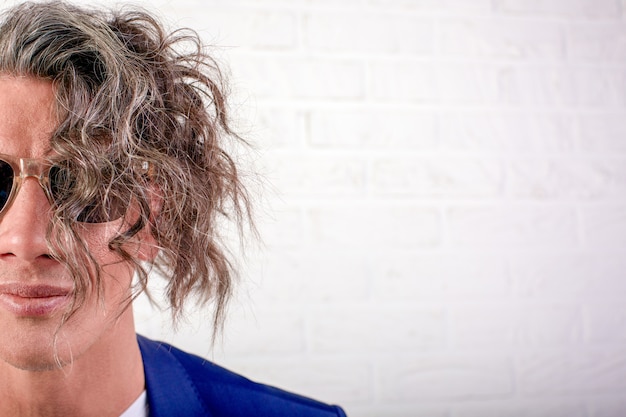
0 283 72 317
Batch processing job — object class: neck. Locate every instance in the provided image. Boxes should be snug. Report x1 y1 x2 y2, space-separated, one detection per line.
0 309 145 417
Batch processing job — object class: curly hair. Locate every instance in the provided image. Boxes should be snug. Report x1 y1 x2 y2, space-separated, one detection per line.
0 1 253 336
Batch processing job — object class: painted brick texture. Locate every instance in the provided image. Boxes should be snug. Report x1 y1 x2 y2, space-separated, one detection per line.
44 0 626 416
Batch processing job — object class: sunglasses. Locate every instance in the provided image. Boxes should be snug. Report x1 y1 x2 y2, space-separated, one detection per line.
0 153 147 223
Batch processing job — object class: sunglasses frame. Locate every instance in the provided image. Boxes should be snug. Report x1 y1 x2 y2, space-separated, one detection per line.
0 153 58 219
0 152 150 223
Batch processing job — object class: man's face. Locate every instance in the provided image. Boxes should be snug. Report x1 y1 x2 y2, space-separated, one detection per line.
0 76 136 371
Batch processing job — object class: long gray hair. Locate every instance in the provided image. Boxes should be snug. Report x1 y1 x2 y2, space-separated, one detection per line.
0 0 253 336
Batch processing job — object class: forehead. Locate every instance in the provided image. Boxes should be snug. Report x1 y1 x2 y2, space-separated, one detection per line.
0 75 57 157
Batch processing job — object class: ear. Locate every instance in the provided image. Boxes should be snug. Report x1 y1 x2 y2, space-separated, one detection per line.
134 183 162 262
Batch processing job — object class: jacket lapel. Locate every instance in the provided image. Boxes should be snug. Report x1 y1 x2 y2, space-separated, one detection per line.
137 335 212 417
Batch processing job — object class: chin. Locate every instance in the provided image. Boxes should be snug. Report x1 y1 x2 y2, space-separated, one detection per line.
0 322 84 372
3 356 63 372
0 344 65 372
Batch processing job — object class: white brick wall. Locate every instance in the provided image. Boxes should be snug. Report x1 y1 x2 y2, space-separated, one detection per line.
137 1 626 416
4 0 624 415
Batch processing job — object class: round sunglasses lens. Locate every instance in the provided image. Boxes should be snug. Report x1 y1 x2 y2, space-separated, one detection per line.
48 164 72 201
0 160 14 212
49 164 125 223
75 198 124 224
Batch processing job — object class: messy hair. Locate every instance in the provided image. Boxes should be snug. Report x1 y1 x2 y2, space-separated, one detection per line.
0 1 252 335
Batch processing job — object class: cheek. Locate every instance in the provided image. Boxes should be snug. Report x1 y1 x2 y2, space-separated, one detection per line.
78 221 136 299
100 262 135 306
78 221 122 263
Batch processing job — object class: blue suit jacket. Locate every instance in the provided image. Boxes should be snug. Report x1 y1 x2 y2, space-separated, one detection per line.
137 335 347 417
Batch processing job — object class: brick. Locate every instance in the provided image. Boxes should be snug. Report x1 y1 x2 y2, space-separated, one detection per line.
369 60 438 102
440 18 565 61
588 396 626 417
453 401 587 417
304 11 433 55
497 65 577 106
256 205 305 248
230 55 365 99
133 293 165 337
437 63 500 104
309 108 437 150
446 206 578 247
451 304 582 348
443 64 577 107
310 307 446 353
493 0 621 18
582 205 626 246
506 158 616 201
308 206 441 248
578 112 626 152
264 152 367 198
220 357 371 404
512 253 626 299
159 0 366 6
370 253 510 301
367 0 440 8
518 349 626 395
587 160 626 197
585 303 626 343
306 0 366 5
135 305 217 358
137 298 304 360
368 0 492 11
84 2 626 416
440 111 576 153
352 405 450 417
572 67 626 107
217 309 306 355
251 106 304 148
566 22 626 62
247 250 370 303
175 8 297 49
378 354 513 401
369 157 503 198
296 0 366 5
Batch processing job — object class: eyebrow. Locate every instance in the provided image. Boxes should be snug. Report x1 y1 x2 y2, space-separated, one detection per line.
40 144 56 158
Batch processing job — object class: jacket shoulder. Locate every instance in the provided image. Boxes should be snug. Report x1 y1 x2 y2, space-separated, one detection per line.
138 335 347 417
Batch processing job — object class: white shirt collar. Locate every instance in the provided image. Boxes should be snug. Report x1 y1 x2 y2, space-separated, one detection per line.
119 391 148 417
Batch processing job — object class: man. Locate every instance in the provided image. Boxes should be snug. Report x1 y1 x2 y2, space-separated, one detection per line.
0 1 347 416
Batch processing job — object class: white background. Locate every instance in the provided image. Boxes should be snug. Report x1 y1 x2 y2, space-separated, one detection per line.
8 0 626 416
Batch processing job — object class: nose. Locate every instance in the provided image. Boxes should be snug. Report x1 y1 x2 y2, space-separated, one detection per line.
0 177 52 262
